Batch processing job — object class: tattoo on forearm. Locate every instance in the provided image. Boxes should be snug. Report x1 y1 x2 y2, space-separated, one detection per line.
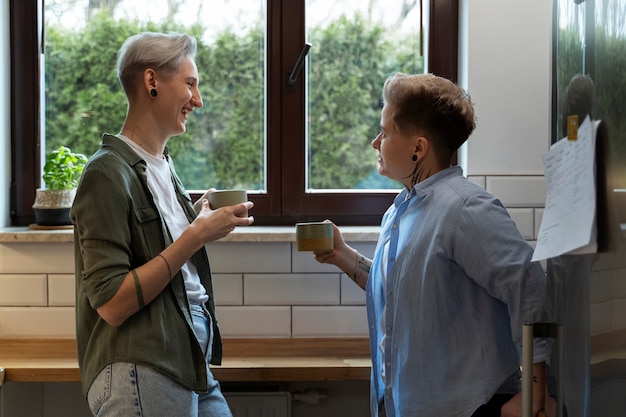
353 254 372 280
358 255 371 273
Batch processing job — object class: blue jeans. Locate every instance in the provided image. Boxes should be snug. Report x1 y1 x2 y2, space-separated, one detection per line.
87 304 232 416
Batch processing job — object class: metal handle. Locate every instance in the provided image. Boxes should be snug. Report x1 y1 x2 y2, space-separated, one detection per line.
522 323 563 417
287 42 312 88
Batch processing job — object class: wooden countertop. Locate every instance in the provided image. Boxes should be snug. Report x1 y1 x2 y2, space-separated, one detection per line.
3 331 624 385
0 338 371 385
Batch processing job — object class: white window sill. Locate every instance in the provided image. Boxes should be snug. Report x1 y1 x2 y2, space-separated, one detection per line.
0 226 380 244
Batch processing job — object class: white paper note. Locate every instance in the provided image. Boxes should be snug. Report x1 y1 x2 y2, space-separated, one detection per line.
532 116 598 261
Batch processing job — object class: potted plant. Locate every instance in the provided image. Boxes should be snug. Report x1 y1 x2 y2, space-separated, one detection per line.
32 146 88 226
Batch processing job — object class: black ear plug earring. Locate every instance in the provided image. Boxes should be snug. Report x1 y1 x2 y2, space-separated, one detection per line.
412 154 418 162
150 88 158 98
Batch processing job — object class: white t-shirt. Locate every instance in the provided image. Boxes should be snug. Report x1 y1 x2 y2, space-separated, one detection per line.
118 135 208 305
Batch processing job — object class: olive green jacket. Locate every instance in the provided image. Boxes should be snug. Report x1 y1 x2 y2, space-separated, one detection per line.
71 134 222 396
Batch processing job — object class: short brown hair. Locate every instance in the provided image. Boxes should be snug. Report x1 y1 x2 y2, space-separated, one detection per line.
383 73 476 162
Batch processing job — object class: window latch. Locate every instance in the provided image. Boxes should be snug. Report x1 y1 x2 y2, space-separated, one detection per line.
287 42 312 89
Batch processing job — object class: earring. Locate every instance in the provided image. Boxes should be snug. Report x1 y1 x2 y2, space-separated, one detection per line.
150 88 158 98
412 154 418 162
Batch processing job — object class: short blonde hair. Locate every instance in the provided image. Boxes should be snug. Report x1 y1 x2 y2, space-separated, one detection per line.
116 32 197 97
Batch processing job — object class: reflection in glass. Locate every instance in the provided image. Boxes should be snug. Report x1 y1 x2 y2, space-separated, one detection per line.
552 1 626 417
555 0 626 187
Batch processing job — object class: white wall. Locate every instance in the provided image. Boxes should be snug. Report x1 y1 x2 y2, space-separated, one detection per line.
463 0 552 177
1 2 10 228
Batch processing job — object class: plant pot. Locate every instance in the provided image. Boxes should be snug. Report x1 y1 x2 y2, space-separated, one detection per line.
32 188 77 226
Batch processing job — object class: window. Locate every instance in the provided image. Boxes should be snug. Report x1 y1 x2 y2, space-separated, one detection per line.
10 0 458 226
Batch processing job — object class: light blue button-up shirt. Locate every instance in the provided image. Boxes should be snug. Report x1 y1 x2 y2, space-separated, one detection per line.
366 166 549 417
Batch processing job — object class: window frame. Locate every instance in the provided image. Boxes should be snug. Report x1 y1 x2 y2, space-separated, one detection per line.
9 0 458 227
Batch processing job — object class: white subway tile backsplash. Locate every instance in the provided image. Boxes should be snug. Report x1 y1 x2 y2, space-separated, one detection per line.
206 242 291 273
292 306 368 337
244 274 341 305
0 243 74 274
0 274 47 306
592 269 626 304
507 208 534 240
340 276 366 305
292 247 341 273
467 175 486 189
2 224 625 341
291 241 377 274
0 307 75 338
213 274 244 306
486 176 546 208
350 242 377 259
216 306 291 337
48 274 76 306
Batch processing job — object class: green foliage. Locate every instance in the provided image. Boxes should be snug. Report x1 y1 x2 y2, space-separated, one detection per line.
42 146 88 190
44 11 420 191
45 12 131 155
173 26 266 190
307 14 421 189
